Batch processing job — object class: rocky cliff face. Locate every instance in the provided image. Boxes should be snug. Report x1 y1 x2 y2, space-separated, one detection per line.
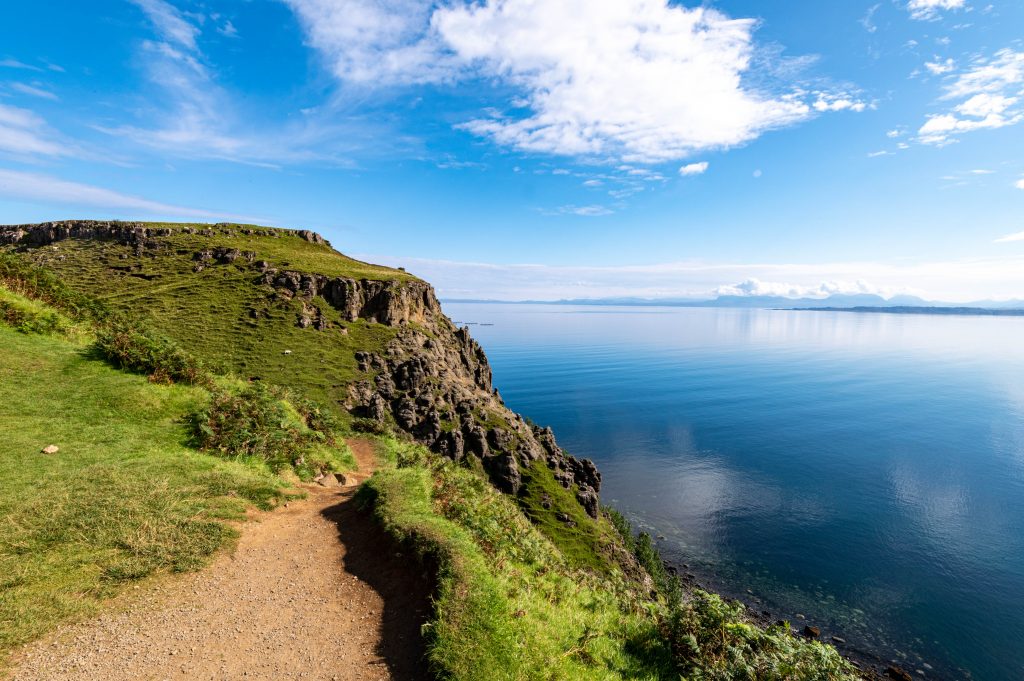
1 220 602 517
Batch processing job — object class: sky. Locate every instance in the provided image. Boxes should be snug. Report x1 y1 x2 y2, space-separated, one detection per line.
1 0 1023 301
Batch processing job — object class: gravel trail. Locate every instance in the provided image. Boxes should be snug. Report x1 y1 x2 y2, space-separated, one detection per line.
9 439 430 681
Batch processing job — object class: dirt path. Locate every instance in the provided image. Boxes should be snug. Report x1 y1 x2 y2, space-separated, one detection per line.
9 439 431 681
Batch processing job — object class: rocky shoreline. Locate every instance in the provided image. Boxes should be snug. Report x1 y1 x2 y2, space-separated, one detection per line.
661 557 953 681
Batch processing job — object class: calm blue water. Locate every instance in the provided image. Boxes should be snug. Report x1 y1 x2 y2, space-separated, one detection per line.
446 303 1024 681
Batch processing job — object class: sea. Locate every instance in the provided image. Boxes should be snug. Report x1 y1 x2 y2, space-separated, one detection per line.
445 302 1024 681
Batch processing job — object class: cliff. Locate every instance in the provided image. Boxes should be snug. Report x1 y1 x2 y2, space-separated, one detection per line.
0 220 601 517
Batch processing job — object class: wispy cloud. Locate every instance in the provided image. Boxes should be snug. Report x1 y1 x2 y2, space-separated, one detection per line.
0 58 43 72
129 0 200 51
105 3 368 167
1015 177 1024 190
995 230 1024 243
285 0 866 164
543 204 614 217
8 82 58 100
0 103 69 158
0 168 257 220
918 49 1024 145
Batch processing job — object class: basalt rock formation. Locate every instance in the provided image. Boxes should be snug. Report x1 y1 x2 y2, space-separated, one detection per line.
1 220 602 517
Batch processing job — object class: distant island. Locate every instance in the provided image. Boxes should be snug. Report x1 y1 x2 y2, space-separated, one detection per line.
789 306 1024 317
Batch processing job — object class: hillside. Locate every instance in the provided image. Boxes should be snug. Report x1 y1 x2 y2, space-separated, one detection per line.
1 220 868 680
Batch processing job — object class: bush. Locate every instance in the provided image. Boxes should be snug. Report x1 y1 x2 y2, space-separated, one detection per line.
351 417 389 435
664 591 857 680
0 288 74 336
190 383 343 473
93 317 212 387
0 252 106 320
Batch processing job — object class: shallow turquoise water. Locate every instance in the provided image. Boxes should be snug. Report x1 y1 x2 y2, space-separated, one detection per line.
447 303 1024 681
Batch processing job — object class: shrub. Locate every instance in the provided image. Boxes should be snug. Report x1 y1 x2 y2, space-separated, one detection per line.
351 417 389 435
93 317 212 387
190 383 343 473
0 288 74 336
0 252 106 320
664 590 857 680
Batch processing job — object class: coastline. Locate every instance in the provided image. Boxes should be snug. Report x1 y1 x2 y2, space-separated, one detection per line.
661 555 954 681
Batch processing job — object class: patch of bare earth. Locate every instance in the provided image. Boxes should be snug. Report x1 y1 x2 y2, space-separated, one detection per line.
9 439 431 681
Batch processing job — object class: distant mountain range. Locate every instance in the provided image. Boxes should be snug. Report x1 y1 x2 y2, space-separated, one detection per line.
442 293 1024 310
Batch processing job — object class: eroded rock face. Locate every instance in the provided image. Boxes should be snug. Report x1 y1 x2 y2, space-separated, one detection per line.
262 269 438 327
343 321 602 516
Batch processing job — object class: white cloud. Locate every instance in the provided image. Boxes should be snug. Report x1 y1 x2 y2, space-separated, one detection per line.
907 0 966 21
925 57 955 75
714 278 891 299
1015 177 1024 190
867 150 891 157
0 168 253 220
129 0 200 51
995 229 1024 243
0 103 68 157
969 168 993 174
284 0 455 85
812 94 868 112
286 0 864 163
679 161 709 176
886 128 905 138
918 49 1024 145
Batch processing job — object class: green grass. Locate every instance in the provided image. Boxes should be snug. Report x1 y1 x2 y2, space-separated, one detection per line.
141 222 416 282
12 239 399 416
0 323 289 656
517 460 623 574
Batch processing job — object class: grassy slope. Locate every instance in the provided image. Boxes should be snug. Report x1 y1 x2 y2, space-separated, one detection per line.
0 320 288 656
363 439 671 681
20 233 399 414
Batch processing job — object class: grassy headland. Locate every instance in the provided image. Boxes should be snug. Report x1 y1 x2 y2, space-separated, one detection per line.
1 222 864 679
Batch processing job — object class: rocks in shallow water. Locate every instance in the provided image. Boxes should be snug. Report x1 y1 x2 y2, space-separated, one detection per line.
885 665 913 681
802 625 820 639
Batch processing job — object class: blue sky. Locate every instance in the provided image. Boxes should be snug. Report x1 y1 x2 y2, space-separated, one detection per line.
1 0 1023 301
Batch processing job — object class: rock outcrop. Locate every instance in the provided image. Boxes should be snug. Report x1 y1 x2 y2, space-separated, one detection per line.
261 269 437 327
